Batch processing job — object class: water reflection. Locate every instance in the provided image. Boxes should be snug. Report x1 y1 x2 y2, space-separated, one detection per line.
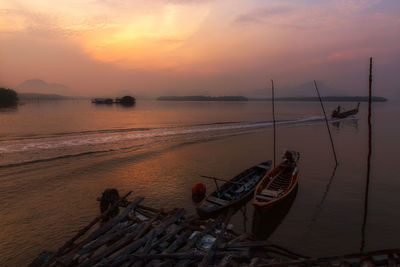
304 165 338 237
0 105 18 113
252 186 298 240
332 118 359 131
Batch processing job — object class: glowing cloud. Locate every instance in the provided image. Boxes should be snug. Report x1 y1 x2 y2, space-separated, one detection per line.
80 5 209 70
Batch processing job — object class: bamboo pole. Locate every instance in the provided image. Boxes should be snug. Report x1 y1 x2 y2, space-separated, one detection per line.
314 80 338 165
271 80 276 167
361 57 373 251
200 174 245 186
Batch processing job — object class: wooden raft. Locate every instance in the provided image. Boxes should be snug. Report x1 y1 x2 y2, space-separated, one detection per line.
30 194 400 267
30 195 295 266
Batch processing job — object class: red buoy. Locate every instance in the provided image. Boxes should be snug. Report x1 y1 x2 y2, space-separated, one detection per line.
192 182 206 203
192 182 206 196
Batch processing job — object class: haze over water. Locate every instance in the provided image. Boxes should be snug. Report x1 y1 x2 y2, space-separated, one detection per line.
0 100 399 266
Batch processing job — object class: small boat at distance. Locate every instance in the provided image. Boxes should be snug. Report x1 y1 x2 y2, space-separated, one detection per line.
252 150 299 213
196 161 272 218
331 103 360 118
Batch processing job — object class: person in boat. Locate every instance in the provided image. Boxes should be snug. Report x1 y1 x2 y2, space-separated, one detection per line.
332 105 341 117
283 150 298 162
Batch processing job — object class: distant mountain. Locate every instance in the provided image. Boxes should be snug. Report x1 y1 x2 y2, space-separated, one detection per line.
17 79 70 95
247 81 347 98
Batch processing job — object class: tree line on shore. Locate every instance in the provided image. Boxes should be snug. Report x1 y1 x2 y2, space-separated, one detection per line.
0 88 18 107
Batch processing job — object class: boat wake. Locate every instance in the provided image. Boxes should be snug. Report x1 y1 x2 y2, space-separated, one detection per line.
0 115 355 167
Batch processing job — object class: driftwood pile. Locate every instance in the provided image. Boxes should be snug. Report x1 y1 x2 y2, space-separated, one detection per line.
30 192 400 266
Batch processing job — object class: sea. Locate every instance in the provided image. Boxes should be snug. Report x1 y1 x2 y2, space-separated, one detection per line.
0 99 399 266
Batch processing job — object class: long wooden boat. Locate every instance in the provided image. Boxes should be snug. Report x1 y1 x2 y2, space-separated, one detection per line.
252 150 299 213
331 103 360 118
196 161 272 218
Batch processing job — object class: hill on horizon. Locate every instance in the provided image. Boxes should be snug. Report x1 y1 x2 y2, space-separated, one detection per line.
17 79 70 95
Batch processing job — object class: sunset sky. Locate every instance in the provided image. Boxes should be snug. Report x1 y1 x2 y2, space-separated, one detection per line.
0 0 399 98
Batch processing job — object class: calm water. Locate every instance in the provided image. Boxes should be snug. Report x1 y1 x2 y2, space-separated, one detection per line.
0 100 399 265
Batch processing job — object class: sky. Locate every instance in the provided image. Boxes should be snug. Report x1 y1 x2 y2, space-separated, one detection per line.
0 0 399 98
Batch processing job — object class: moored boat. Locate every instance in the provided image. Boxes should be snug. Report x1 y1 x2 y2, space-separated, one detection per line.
92 98 114 104
196 161 272 218
252 150 299 213
331 103 360 118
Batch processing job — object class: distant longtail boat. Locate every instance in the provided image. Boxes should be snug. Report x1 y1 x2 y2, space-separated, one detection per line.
331 103 360 118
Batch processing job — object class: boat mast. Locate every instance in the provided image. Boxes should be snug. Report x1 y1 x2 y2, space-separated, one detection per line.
271 80 276 168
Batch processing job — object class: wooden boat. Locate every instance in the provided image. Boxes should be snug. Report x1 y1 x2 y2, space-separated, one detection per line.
196 161 272 218
252 150 299 213
331 103 360 118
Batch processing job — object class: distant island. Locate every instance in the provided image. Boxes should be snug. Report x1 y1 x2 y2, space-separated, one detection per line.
157 96 248 101
248 96 387 102
18 93 73 101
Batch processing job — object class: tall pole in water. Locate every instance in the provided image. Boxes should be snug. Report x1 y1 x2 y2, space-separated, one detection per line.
271 80 276 167
314 80 338 166
361 57 373 251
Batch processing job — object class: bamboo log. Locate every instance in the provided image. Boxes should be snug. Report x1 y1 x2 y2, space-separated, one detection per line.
108 209 186 266
218 254 238 267
82 212 162 266
57 191 132 255
147 230 192 267
79 223 149 267
135 211 162 240
58 196 143 265
227 233 251 244
106 236 148 267
165 230 191 253
86 197 144 242
121 251 254 261
174 221 218 267
129 209 187 266
137 204 167 215
45 191 133 266
157 260 175 267
249 257 260 267
78 221 137 256
266 244 309 259
199 208 235 267
153 209 186 238
149 221 189 252
219 240 273 249
260 247 300 260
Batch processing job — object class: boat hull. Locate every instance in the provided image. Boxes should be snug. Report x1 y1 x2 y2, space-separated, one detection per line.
252 183 298 213
196 161 272 218
331 103 360 118
252 151 300 214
